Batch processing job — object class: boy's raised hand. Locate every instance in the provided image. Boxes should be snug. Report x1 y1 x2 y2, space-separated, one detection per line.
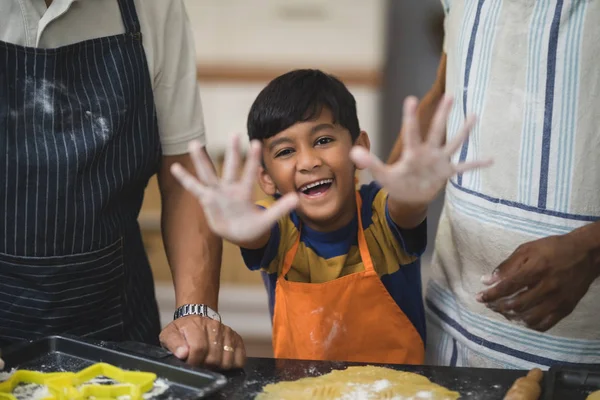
350 95 492 204
171 136 299 244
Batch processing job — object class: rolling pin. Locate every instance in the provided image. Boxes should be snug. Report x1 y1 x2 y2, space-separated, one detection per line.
504 368 543 400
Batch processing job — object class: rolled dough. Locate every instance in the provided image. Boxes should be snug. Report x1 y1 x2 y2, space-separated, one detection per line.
587 390 600 400
255 366 460 400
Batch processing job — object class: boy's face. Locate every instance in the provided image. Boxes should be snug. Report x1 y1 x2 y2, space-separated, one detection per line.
258 108 370 231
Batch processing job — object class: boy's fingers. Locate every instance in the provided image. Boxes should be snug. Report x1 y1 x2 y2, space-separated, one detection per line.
262 193 299 225
222 135 241 183
401 96 421 149
444 114 476 157
454 159 493 174
241 140 262 189
350 146 386 178
171 163 208 200
189 141 218 186
426 95 453 147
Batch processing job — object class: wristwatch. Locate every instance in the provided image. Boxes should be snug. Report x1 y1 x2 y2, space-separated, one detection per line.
173 304 221 323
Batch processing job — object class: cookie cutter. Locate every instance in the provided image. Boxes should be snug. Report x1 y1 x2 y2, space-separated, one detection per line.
0 370 72 400
0 363 156 400
46 363 156 400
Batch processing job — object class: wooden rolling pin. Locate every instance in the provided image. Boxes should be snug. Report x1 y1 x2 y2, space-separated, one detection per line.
504 368 543 400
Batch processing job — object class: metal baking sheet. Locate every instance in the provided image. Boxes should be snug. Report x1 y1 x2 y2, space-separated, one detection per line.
0 335 227 399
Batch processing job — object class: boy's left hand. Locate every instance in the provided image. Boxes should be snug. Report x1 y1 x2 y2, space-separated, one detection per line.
350 95 492 204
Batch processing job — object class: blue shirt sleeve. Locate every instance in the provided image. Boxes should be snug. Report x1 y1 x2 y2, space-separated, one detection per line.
239 207 281 272
385 202 427 257
360 181 427 257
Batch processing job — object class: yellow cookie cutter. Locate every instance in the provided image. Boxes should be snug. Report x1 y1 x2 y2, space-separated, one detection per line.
46 363 156 400
0 370 74 400
0 363 156 400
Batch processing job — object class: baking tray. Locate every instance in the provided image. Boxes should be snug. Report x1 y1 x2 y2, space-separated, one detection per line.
543 365 600 400
0 335 228 399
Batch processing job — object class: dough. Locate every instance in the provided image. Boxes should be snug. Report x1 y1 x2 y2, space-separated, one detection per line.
587 390 600 400
255 366 460 400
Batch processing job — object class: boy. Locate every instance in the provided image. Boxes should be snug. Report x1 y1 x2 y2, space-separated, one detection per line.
171 69 490 364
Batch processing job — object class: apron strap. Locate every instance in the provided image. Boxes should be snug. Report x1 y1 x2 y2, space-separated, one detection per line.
280 191 376 277
354 191 375 273
117 0 142 34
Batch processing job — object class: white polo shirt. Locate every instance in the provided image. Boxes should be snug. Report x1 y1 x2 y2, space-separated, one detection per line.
0 0 206 155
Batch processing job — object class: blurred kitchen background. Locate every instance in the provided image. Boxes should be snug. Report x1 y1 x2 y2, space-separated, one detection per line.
139 0 445 357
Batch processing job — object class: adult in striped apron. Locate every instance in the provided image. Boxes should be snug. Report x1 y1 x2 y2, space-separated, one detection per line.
0 0 163 347
389 0 600 368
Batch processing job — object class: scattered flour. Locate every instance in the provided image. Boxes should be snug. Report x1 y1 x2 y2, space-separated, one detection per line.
0 372 170 400
11 384 50 400
0 369 16 381
339 380 391 399
336 380 438 400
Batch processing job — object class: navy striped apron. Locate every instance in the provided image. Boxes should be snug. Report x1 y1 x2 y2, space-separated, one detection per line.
0 0 162 346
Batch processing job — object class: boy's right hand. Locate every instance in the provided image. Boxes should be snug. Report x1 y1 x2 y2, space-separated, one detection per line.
171 136 299 244
0 357 4 370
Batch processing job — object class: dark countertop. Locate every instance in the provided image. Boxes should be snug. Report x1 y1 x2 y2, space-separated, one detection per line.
207 358 530 400
3 336 598 399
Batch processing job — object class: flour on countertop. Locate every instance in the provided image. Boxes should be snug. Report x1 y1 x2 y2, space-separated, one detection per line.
0 372 170 400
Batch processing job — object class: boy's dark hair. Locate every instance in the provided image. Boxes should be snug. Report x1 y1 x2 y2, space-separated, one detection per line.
247 69 360 142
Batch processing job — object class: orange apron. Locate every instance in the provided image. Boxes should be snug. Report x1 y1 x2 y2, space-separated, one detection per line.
272 192 425 364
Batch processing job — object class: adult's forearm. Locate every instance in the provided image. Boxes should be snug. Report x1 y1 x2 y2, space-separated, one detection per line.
162 197 222 310
387 52 447 164
159 153 223 310
569 220 600 280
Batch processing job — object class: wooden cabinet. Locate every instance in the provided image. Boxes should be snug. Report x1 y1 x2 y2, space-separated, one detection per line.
184 0 385 71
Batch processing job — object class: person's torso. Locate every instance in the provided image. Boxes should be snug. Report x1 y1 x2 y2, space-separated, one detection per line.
428 0 600 367
0 0 161 345
261 183 427 343
0 0 166 83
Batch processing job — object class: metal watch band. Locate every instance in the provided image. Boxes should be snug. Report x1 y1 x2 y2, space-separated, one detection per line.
173 304 221 323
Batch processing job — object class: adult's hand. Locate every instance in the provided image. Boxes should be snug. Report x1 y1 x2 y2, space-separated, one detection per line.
160 315 246 370
477 233 600 332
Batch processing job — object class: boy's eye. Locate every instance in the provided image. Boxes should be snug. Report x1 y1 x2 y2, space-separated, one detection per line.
315 137 334 146
275 148 294 158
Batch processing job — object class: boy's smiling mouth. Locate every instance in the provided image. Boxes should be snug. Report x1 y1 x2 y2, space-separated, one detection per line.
298 178 334 198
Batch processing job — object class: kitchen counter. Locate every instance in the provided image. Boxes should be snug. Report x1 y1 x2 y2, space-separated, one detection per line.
3 336 597 399
207 357 530 399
